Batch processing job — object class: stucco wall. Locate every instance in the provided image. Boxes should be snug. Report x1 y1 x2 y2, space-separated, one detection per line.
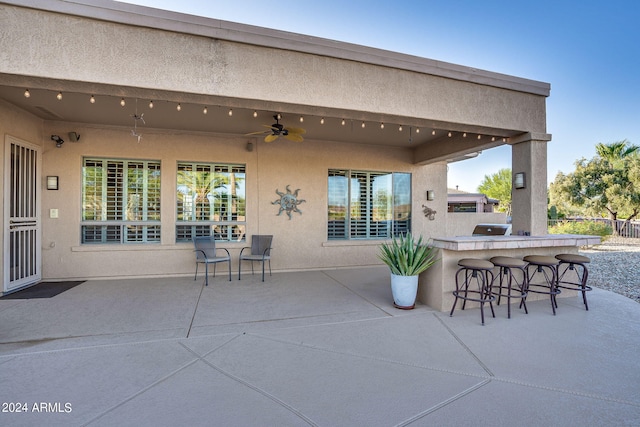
0 4 548 134
446 212 508 237
34 118 447 280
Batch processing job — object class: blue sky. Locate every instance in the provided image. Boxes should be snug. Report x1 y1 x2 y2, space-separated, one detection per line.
122 0 639 192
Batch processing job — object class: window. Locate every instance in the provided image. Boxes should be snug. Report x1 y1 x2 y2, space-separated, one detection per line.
176 162 246 242
328 169 411 240
82 158 161 243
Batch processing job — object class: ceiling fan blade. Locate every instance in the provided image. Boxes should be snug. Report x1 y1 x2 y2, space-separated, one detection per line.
285 127 306 135
264 134 280 143
284 133 304 142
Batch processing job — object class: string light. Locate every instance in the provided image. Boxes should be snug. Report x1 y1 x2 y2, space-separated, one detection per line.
463 132 467 138
299 116 304 123
398 126 403 132
432 130 436 135
149 100 154 109
477 134 482 139
56 92 63 100
361 122 365 128
90 95 96 104
24 89 30 98
203 106 208 114
341 119 346 126
176 103 181 111
380 122 384 129
120 98 125 107
228 108 233 116
415 128 420 134
253 111 258 118
320 118 324 125
448 132 452 137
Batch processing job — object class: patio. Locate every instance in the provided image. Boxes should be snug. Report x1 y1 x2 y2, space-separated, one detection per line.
1 267 639 426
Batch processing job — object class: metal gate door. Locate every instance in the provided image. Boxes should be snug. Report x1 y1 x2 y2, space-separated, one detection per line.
4 136 41 292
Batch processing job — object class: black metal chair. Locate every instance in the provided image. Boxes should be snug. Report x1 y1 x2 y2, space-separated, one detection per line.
555 253 592 310
523 255 560 315
450 258 496 325
193 236 232 285
490 256 529 318
238 235 273 281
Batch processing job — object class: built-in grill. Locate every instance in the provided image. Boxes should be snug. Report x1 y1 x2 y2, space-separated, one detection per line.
472 223 512 236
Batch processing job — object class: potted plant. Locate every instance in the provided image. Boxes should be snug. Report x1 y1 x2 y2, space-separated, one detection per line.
378 232 439 309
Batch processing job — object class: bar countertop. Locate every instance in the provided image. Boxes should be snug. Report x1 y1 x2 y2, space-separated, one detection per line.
430 234 601 252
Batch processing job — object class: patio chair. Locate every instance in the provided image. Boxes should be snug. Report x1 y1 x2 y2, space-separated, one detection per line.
238 235 273 281
193 236 232 285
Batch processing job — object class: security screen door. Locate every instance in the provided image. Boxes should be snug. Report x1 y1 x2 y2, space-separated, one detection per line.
3 136 42 292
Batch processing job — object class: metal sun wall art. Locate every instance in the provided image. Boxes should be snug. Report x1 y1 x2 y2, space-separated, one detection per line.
272 185 305 219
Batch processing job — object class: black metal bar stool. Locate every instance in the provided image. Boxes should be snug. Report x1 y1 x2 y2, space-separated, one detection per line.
555 253 592 310
489 256 529 318
523 255 560 315
450 258 496 325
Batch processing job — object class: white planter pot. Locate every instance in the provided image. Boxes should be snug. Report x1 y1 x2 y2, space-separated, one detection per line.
390 273 419 309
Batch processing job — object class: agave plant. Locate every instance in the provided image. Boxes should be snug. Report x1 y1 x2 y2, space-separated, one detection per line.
378 232 439 276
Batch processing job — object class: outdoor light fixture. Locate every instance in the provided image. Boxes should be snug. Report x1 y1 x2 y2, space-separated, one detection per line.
426 190 435 201
51 135 64 148
514 172 526 189
47 176 59 190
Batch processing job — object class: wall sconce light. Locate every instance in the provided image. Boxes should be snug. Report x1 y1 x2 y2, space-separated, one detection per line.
246 142 254 152
68 131 80 142
50 135 64 148
47 176 59 190
514 172 526 189
426 190 435 201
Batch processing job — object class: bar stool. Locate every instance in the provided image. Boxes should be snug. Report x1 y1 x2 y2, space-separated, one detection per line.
555 253 592 310
489 256 529 318
523 255 560 315
450 258 496 325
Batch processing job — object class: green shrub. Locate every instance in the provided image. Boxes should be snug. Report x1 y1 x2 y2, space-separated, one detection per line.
548 220 612 238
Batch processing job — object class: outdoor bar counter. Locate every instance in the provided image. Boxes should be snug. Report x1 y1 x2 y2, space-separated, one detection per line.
420 234 601 312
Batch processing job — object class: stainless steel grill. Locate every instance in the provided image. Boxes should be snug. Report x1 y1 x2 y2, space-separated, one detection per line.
472 223 512 236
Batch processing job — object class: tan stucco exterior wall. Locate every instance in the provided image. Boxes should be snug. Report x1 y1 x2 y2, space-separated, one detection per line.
25 115 446 280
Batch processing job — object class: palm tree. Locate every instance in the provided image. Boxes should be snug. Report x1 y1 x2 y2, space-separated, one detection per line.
595 140 639 169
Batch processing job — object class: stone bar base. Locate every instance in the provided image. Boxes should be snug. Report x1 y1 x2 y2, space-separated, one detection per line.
420 234 601 312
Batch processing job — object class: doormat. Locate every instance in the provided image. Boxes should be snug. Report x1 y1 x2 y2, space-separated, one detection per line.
1 281 85 299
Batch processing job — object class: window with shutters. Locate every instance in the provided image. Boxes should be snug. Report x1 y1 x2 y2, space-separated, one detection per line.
176 162 246 242
327 169 411 240
82 158 161 243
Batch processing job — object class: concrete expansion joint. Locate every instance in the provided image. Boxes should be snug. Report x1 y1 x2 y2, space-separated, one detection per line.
433 313 495 376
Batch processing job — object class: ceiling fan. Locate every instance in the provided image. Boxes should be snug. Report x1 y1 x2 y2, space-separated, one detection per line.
247 114 306 142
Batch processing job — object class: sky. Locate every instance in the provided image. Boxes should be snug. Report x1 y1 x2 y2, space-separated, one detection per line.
121 0 639 192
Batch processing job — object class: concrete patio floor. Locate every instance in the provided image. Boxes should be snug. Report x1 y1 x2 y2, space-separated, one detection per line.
1 267 639 426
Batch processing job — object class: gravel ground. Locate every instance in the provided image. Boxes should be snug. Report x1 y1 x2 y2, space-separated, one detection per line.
580 237 640 303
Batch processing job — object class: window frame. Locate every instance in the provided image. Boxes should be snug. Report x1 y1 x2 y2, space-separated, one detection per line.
81 157 161 244
175 161 246 243
327 169 411 240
